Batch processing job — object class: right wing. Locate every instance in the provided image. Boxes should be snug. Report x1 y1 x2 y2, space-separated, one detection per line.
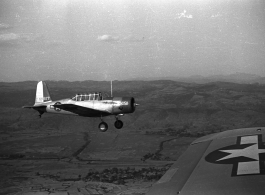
147 127 265 195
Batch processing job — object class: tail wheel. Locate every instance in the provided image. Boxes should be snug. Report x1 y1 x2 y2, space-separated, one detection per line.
114 120 123 129
98 122 108 132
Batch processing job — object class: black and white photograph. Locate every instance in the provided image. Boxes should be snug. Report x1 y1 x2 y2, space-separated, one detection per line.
1 0 265 194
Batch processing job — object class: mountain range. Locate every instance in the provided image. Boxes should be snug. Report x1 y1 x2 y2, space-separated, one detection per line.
1 79 265 137
131 73 265 84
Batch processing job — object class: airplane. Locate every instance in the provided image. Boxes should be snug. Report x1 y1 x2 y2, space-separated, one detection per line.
146 127 265 195
23 81 138 132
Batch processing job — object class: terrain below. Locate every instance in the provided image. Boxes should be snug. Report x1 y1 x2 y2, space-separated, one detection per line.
1 80 265 194
0 126 193 195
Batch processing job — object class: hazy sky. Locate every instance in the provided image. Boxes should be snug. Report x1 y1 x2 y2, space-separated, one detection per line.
0 0 265 81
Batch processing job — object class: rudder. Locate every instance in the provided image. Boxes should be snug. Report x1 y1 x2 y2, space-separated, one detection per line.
34 81 52 105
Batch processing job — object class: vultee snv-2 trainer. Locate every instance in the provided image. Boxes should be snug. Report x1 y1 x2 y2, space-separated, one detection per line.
23 81 138 132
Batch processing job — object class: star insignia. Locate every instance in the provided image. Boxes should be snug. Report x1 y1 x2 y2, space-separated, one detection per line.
218 143 265 162
205 134 265 176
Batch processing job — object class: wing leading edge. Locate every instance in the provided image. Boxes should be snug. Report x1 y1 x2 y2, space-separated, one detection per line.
147 127 265 195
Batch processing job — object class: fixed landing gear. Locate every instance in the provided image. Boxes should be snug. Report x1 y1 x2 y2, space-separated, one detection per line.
98 122 108 132
114 115 123 129
98 120 124 132
98 115 124 132
114 120 123 129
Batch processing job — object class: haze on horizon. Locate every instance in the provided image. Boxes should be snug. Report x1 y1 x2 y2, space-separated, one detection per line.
0 0 265 82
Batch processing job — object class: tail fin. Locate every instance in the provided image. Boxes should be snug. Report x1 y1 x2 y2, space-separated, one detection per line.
34 81 52 105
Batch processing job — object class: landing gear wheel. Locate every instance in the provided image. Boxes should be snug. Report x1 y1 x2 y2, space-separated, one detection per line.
114 120 123 129
98 122 108 132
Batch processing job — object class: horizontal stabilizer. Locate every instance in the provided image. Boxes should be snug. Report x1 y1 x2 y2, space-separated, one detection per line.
22 105 47 109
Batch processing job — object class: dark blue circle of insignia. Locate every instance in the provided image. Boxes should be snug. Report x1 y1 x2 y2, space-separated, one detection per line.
205 143 259 164
119 106 123 110
54 102 61 112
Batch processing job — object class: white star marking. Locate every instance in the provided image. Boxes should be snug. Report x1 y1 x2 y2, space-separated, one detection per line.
217 143 265 161
216 135 265 175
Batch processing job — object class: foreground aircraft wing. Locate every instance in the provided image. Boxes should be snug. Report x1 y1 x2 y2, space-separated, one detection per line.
147 127 265 195
53 104 110 117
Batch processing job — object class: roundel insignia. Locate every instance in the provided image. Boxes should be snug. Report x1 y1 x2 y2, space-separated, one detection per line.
54 102 61 112
205 134 265 176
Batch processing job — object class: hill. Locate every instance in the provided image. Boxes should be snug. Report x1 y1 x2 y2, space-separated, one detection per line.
131 73 265 84
1 80 265 194
1 80 265 137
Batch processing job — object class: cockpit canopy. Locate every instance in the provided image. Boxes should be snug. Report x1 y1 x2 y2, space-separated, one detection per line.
71 92 103 101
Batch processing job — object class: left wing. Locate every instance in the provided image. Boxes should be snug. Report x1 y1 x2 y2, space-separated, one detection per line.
53 104 111 117
147 127 265 195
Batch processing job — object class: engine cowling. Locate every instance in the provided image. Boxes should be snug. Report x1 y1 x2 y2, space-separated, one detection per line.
112 97 137 114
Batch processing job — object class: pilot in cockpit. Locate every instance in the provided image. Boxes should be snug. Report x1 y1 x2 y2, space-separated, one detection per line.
77 94 82 101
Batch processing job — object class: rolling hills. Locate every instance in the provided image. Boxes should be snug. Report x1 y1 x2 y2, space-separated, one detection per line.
1 80 265 194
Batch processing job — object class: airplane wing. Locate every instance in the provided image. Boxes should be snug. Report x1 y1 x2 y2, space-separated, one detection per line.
147 127 265 195
53 104 111 117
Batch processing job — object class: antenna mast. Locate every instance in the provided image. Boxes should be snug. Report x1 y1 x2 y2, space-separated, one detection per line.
111 80 113 97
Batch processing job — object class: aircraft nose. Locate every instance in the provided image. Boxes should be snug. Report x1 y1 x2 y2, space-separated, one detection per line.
129 97 138 113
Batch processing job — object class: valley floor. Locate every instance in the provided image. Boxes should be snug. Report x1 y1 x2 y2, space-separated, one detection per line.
0 128 194 195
